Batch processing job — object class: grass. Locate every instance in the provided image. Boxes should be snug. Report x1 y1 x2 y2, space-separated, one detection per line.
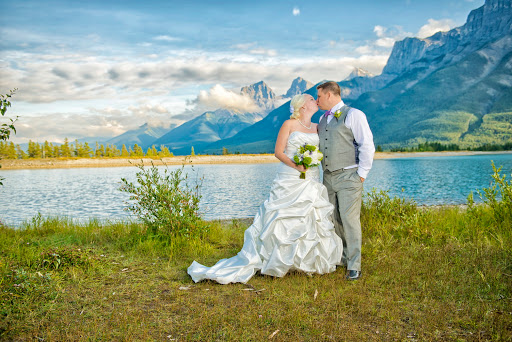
1 200 511 341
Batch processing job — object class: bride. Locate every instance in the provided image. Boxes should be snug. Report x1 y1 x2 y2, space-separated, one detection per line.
188 93 343 284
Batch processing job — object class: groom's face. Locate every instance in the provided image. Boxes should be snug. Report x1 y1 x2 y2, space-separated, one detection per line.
316 89 330 111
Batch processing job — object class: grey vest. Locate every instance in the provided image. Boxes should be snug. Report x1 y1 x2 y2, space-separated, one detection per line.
318 105 357 172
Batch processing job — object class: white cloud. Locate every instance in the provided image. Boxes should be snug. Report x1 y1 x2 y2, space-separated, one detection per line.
355 45 372 54
1 51 389 106
375 37 396 48
232 43 277 56
373 25 387 38
153 35 181 42
195 84 260 113
417 19 455 38
293 7 300 16
249 48 277 57
1 46 391 143
13 113 128 143
12 102 182 143
232 42 257 50
354 25 413 54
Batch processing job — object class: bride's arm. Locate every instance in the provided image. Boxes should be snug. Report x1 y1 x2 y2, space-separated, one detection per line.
274 120 306 172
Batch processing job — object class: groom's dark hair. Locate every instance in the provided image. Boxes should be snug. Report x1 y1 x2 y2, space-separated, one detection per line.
317 81 341 96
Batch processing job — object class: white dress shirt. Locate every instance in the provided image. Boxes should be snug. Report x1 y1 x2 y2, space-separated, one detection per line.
321 100 375 179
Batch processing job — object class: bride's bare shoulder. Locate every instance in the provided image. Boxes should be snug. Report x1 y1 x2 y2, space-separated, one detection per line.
279 119 294 130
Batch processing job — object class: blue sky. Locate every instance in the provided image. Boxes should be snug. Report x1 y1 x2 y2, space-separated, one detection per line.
0 0 484 143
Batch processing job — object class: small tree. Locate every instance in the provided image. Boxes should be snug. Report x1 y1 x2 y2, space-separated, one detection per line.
0 89 18 142
95 142 102 158
158 145 172 157
121 144 129 157
146 147 154 157
133 144 144 157
110 144 121 157
190 146 195 156
16 144 28 159
53 145 61 158
79 142 93 158
222 147 229 155
61 138 72 158
120 162 204 237
5 141 16 159
27 140 42 158
44 141 54 158
0 89 18 185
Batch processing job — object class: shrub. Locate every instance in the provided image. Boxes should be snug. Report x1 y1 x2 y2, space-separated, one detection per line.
469 161 512 228
362 188 418 224
120 162 205 238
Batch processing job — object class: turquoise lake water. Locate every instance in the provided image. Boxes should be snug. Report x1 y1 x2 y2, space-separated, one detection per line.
1 153 511 226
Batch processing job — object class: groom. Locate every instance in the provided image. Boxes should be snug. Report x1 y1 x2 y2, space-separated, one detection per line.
316 81 375 281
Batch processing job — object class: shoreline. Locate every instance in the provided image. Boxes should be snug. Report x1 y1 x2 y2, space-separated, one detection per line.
0 150 510 170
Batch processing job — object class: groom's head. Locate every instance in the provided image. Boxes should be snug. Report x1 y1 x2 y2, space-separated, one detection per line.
316 81 342 111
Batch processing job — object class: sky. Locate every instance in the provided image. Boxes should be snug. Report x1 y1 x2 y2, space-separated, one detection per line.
0 0 485 144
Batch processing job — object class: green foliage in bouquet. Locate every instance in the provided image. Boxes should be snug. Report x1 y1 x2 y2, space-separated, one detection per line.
294 144 323 179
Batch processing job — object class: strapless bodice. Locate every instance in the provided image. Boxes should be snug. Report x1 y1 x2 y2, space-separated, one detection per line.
284 131 320 160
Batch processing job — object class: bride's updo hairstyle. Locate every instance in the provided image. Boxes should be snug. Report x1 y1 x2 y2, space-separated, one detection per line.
289 94 306 119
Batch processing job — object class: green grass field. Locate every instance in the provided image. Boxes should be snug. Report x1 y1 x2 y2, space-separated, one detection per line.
2 164 511 341
1 191 511 341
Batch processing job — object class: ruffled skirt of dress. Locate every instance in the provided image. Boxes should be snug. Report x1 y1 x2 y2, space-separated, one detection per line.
187 164 343 284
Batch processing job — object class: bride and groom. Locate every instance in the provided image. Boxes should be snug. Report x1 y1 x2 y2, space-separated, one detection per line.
188 81 375 284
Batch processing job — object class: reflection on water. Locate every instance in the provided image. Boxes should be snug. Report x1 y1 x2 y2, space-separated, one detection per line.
1 153 511 226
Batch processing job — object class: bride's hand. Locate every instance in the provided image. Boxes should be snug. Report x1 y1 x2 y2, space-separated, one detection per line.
296 165 306 172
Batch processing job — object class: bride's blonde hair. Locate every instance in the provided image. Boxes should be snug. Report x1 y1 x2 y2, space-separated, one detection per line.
289 94 307 119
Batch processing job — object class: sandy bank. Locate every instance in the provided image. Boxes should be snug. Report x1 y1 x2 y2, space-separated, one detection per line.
0 154 279 170
1 151 510 170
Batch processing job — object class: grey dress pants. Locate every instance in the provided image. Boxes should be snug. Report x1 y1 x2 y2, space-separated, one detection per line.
323 168 363 272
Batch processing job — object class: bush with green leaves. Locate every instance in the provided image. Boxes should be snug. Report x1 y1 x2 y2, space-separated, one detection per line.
120 162 205 237
0 89 17 142
468 161 512 228
1 89 18 186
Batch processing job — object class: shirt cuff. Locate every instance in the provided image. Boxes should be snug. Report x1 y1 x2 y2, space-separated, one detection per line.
357 168 369 179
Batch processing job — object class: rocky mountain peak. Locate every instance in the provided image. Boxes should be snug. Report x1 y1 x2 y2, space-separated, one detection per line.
284 77 314 98
383 0 512 76
240 81 276 112
345 68 374 80
462 0 512 40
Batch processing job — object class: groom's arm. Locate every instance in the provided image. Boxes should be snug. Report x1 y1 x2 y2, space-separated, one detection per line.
346 108 375 181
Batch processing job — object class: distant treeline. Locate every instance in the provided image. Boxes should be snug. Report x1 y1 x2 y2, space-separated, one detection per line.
1 139 511 160
387 141 512 152
0 139 174 159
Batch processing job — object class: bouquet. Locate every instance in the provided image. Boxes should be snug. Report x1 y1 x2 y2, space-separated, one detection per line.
293 144 323 179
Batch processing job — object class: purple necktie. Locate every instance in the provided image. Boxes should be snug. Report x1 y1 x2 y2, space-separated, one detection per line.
323 110 332 118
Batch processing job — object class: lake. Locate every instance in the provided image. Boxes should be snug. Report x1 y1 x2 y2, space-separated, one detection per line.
1 153 511 227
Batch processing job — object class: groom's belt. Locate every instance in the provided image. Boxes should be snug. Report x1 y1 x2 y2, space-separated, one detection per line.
324 166 358 173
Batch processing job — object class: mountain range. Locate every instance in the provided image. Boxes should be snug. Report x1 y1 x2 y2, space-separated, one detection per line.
105 0 511 154
202 0 512 152
106 123 173 149
352 0 512 148
109 77 313 152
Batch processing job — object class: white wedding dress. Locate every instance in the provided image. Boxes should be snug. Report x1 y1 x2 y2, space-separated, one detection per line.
188 131 343 284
